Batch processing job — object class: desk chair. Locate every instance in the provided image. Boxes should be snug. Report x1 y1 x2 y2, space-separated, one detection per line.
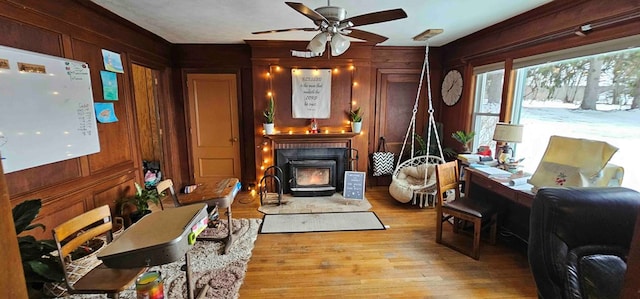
157 178 236 254
435 161 497 260
52 205 146 298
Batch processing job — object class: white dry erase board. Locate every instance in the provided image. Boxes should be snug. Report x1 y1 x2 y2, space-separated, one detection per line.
0 45 100 173
343 171 366 200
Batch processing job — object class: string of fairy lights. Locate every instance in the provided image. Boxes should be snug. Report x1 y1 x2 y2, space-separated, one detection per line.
253 64 362 196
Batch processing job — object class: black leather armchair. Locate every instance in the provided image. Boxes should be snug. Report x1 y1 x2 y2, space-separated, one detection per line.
528 187 640 299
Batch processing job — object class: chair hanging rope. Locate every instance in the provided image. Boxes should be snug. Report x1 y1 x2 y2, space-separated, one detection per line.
389 37 446 204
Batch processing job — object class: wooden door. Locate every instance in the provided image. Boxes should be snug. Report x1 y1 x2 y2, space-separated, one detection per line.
371 70 426 186
186 74 241 183
375 70 427 157
132 64 163 164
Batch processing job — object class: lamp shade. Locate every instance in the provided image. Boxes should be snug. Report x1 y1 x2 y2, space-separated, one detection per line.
493 122 524 143
307 32 327 54
330 33 350 56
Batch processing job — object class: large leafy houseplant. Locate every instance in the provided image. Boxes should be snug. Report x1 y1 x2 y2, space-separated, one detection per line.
413 133 457 159
13 199 64 297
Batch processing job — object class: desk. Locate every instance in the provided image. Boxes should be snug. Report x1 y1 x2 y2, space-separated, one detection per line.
463 167 535 242
464 167 534 207
178 178 241 254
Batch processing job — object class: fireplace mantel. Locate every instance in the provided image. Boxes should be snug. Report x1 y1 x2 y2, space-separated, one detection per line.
265 133 357 141
265 132 358 150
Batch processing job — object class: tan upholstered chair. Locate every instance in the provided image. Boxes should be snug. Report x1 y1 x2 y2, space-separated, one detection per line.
435 160 498 260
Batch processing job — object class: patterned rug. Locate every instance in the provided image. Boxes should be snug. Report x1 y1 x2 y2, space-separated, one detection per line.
59 218 261 299
258 193 372 214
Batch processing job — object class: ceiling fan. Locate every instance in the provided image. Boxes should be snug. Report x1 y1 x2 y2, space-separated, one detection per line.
252 1 407 57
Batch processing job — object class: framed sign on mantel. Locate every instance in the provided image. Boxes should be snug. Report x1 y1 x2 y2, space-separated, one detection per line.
291 69 331 119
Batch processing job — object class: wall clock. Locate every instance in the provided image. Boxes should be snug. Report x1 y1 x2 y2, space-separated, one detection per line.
441 69 463 106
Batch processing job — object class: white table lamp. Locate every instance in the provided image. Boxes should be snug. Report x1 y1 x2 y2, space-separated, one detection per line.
493 122 524 162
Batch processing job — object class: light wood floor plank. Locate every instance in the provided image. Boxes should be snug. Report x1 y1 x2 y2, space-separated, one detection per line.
230 186 537 298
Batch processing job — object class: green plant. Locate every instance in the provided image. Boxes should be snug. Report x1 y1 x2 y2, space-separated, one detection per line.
443 147 458 159
13 199 64 296
451 130 475 152
263 96 275 124
413 134 458 159
413 133 427 156
118 182 161 214
349 107 362 122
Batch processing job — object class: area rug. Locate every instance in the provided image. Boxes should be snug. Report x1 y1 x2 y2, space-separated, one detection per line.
258 193 372 214
259 211 385 234
65 218 261 299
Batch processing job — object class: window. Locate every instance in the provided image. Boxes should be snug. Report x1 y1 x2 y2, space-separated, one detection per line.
511 39 640 190
471 65 505 152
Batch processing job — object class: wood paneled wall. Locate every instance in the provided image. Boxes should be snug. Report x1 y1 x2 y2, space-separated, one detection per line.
0 0 172 238
439 0 640 145
247 41 373 183
438 0 640 290
244 42 443 186
172 44 254 185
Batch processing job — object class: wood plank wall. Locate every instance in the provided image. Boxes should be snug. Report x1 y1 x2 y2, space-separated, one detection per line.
439 0 640 145
171 44 254 185
243 41 440 186
438 0 640 291
2 3 639 290
0 0 172 238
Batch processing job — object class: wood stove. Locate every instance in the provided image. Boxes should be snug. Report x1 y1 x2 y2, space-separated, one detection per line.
275 147 347 196
289 159 336 197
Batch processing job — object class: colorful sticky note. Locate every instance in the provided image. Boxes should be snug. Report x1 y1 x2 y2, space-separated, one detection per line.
101 49 124 73
100 70 118 101
94 102 118 123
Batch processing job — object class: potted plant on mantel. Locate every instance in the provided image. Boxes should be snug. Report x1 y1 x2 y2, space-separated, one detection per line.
263 96 275 135
349 107 362 133
117 182 161 224
451 130 475 153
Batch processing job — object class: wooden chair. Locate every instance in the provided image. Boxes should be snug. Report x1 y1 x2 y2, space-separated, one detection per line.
52 205 146 298
156 179 180 208
435 160 497 260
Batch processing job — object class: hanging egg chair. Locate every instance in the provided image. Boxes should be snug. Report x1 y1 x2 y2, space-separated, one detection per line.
389 30 446 205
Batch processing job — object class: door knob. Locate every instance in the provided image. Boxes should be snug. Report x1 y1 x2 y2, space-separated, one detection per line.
231 137 239 142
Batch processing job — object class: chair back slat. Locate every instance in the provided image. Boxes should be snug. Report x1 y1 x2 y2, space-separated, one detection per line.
52 205 112 258
157 179 180 207
435 160 461 206
58 222 112 258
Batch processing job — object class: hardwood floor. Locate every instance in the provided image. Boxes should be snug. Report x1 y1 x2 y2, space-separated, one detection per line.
230 186 537 298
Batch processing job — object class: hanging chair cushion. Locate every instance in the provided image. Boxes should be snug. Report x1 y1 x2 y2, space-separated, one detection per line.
398 163 435 184
389 156 443 203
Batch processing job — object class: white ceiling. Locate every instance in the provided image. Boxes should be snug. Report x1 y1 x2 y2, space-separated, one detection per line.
90 0 553 47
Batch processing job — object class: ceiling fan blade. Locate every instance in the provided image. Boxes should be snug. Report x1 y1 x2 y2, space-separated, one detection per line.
344 9 407 27
345 29 388 44
252 27 317 34
285 2 328 24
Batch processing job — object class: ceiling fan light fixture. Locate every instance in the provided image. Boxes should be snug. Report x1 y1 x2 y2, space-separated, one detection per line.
330 33 350 56
307 32 327 54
